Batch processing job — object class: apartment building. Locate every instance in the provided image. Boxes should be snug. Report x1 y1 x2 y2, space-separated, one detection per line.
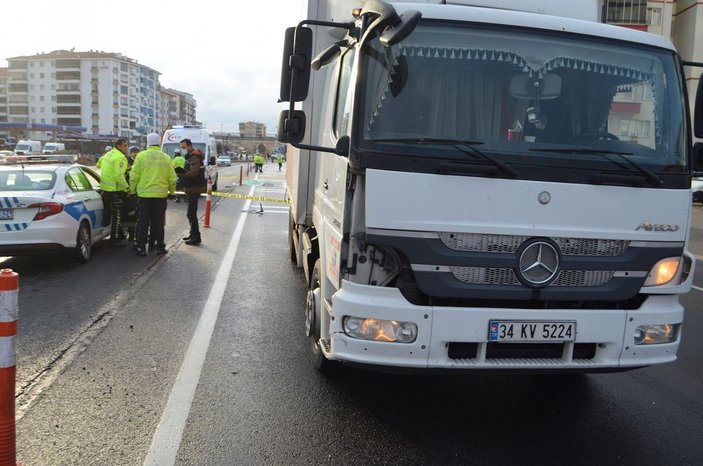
0 68 8 124
2 50 196 142
239 121 267 138
604 0 703 133
160 86 197 129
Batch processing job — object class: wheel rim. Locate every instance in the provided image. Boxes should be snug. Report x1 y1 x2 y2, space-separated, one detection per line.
305 287 319 338
78 225 91 260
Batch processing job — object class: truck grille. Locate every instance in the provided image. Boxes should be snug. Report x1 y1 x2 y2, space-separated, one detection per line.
450 267 614 287
439 233 629 257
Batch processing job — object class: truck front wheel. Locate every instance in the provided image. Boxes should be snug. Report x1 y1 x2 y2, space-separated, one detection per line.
288 213 296 264
305 260 334 372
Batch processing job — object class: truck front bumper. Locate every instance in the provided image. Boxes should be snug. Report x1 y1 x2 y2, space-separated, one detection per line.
327 280 683 370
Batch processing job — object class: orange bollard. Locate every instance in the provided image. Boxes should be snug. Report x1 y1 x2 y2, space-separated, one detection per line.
0 269 17 465
239 166 243 186
203 178 212 228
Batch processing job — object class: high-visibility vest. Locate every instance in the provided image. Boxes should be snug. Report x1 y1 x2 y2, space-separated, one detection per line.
129 146 177 198
99 149 129 192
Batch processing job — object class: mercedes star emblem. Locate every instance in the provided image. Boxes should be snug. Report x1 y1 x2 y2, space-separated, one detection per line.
518 241 560 286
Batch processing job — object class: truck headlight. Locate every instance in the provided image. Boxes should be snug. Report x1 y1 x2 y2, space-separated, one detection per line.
643 257 681 287
634 324 679 345
343 316 417 343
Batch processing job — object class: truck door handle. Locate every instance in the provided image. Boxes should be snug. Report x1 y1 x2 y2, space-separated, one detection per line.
323 180 329 190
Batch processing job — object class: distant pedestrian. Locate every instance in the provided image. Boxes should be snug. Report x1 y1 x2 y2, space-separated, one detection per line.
276 154 284 171
129 133 176 256
176 149 207 245
254 152 264 173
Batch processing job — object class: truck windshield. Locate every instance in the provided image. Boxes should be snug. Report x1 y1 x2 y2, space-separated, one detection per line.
360 22 687 184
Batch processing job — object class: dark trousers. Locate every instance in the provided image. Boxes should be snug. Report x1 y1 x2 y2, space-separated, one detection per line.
186 193 201 239
101 191 125 241
137 197 167 248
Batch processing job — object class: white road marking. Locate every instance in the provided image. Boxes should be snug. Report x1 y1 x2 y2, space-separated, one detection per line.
693 285 703 292
143 184 254 466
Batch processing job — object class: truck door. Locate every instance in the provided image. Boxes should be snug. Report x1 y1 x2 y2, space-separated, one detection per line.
317 49 356 290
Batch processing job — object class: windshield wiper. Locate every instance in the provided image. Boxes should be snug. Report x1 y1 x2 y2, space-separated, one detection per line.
529 147 662 187
370 137 519 177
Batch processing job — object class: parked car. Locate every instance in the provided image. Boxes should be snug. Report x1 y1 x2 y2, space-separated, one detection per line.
0 160 110 262
217 155 231 167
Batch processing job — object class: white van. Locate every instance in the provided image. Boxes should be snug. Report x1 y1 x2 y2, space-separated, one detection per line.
160 126 217 161
42 142 66 154
14 140 42 155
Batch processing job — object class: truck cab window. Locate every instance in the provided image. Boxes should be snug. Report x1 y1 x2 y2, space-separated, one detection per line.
334 49 356 138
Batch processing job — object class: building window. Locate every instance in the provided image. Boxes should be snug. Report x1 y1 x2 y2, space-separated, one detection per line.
620 119 651 138
604 0 647 24
40 73 45 79
647 7 662 26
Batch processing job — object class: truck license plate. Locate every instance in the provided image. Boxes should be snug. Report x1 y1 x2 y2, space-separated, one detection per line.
0 209 13 220
489 321 576 343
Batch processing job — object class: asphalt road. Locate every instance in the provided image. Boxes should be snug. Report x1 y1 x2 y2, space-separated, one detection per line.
11 165 703 465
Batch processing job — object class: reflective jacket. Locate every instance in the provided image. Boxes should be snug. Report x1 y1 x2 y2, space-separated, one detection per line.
179 153 207 195
129 146 176 198
99 149 129 192
172 155 186 170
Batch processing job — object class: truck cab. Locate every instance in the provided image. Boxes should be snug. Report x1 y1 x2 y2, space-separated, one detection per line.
280 0 703 372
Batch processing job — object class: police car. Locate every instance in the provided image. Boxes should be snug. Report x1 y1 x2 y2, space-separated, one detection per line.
0 156 111 262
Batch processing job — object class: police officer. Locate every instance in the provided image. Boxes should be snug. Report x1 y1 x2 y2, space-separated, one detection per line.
100 139 130 246
172 149 186 203
129 133 176 256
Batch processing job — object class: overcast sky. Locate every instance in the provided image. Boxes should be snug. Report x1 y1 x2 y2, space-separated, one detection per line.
3 0 306 134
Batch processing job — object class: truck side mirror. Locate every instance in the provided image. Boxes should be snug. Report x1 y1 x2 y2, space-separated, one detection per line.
277 110 306 144
693 142 703 176
280 27 313 103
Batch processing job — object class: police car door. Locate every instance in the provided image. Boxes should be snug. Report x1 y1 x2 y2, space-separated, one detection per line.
64 167 108 238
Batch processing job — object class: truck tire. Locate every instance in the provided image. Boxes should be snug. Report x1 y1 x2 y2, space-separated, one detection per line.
305 260 334 372
288 213 297 264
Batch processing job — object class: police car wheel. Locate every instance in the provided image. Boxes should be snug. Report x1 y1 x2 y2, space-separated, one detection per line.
74 222 92 263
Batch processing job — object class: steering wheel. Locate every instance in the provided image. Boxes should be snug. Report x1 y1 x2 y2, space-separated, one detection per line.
568 132 620 143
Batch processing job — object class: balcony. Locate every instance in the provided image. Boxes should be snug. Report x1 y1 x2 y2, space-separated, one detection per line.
57 84 81 94
56 71 81 81
55 59 81 70
57 117 82 126
57 107 81 115
57 94 81 104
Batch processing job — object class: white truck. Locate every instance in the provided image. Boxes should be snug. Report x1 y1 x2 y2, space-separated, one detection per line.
42 142 65 154
14 140 41 155
160 125 217 160
279 0 703 372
